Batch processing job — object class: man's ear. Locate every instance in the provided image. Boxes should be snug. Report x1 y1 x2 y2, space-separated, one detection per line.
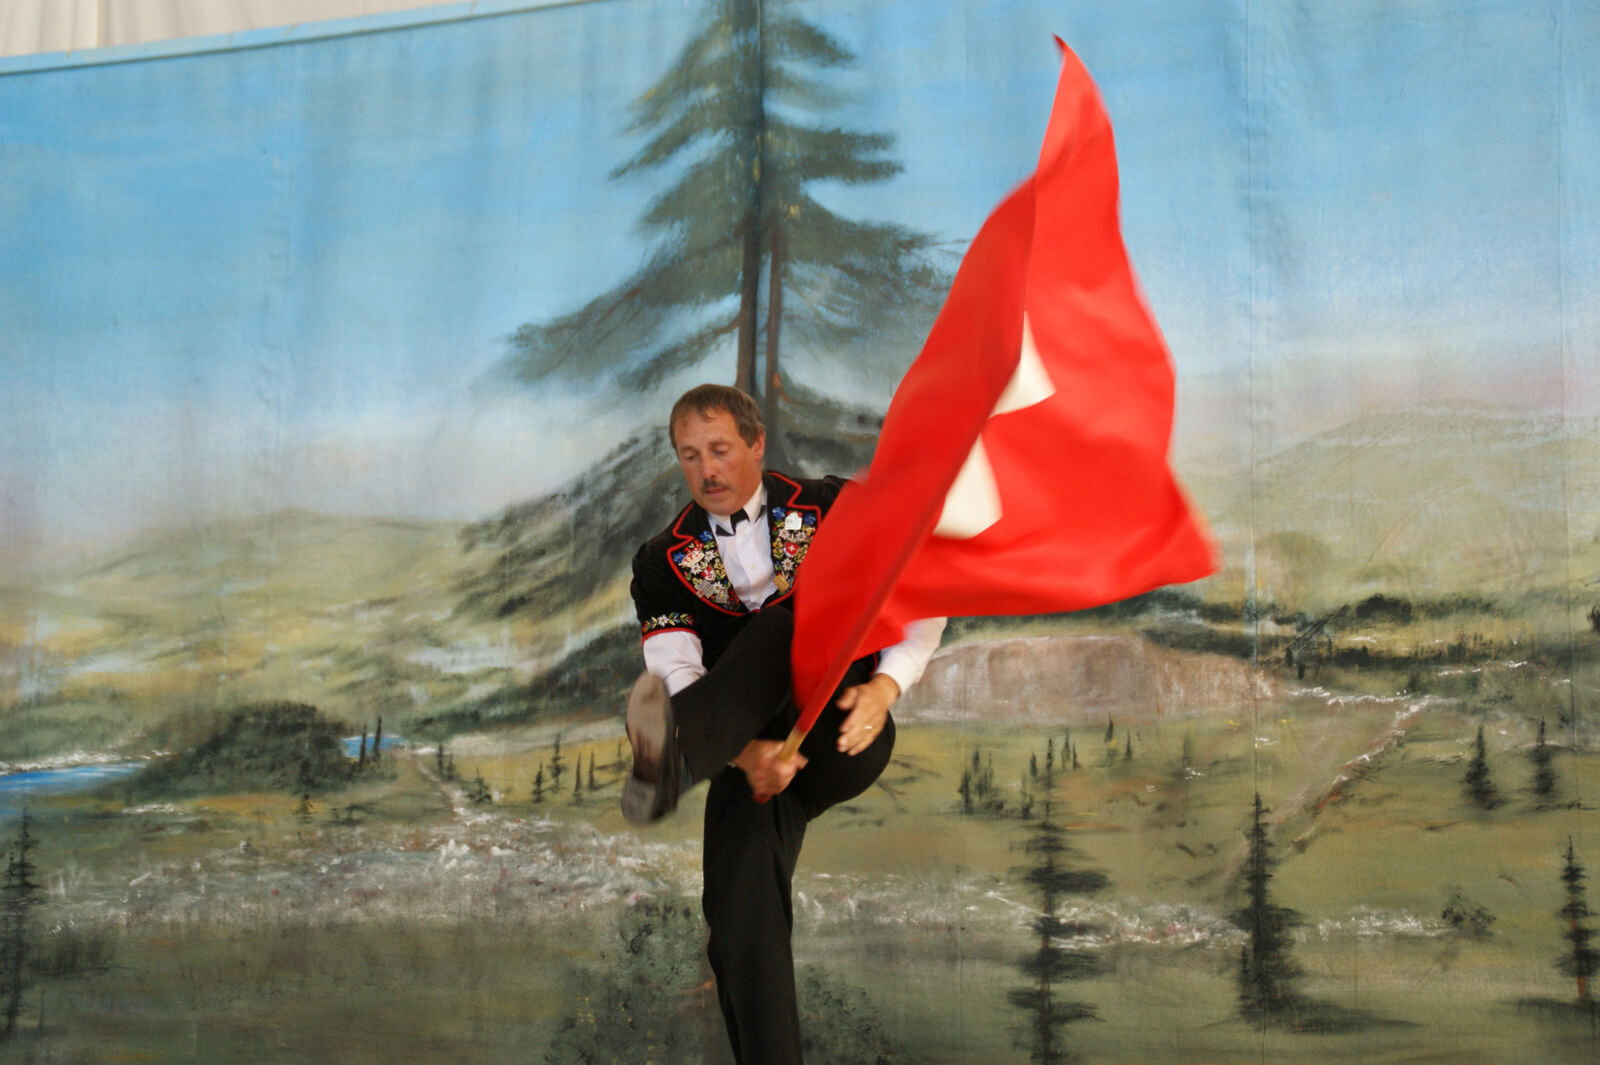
752 431 767 463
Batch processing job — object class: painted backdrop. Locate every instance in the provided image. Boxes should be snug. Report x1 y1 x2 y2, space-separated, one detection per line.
2 1 1598 1062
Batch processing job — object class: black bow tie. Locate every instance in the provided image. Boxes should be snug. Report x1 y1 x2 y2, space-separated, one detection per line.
715 507 760 536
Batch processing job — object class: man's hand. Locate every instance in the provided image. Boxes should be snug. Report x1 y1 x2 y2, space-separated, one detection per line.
732 740 807 802
835 673 899 755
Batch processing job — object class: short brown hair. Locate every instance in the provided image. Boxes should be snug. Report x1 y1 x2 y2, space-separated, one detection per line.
668 384 764 449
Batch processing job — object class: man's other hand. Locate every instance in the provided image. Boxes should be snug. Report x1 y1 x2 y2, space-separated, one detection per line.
835 673 899 755
732 740 807 802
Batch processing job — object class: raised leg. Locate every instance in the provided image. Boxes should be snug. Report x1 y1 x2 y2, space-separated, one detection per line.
672 606 797 781
624 607 798 824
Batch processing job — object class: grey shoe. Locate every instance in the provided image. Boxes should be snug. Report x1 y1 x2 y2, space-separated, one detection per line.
622 671 681 825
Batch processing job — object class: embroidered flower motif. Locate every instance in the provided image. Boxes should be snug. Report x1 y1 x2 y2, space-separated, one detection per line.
641 612 695 636
670 535 741 610
770 504 818 596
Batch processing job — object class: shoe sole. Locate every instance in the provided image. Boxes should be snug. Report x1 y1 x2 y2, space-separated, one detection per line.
622 672 678 825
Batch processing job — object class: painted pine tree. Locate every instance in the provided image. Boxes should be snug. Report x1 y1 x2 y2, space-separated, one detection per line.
958 747 1002 815
1009 759 1107 1063
1529 718 1557 804
0 812 42 1037
499 0 945 468
549 735 565 793
1558 838 1598 1008
1463 724 1499 809
1234 793 1304 1027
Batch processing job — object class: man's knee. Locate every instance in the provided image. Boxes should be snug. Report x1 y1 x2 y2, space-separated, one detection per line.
793 713 896 819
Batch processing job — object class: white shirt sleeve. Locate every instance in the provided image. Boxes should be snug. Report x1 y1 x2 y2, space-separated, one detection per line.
641 629 707 696
872 616 947 695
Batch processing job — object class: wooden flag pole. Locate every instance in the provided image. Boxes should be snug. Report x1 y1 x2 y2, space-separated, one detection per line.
775 684 835 765
776 725 806 763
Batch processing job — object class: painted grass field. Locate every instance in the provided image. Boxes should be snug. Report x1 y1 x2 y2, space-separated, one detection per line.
4 647 1599 1065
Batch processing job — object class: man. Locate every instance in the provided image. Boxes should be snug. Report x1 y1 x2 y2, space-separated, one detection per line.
624 383 944 1065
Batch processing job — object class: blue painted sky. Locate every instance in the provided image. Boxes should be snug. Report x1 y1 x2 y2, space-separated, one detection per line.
1 0 1593 564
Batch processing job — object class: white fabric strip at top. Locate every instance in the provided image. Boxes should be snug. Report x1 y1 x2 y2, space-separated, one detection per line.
933 313 1055 540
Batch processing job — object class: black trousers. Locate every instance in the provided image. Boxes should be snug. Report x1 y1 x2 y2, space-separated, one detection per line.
671 607 895 1065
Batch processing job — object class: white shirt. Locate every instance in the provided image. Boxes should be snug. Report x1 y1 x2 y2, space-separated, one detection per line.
713 483 777 606
643 482 947 696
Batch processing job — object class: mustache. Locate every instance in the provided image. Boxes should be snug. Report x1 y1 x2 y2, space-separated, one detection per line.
699 479 728 494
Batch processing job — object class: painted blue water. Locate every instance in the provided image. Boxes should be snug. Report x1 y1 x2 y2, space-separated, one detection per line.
0 763 144 816
341 734 406 759
0 737 406 817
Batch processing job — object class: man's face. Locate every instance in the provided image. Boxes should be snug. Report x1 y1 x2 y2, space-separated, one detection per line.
672 408 765 515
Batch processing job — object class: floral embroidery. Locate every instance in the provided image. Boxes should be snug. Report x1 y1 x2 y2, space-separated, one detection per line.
641 612 696 637
769 506 819 594
672 536 740 610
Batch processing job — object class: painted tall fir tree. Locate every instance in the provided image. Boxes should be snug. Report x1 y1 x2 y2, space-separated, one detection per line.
1529 718 1557 804
1462 724 1499 809
1234 794 1304 1027
1558 838 1598 1008
1010 758 1107 1062
497 0 945 468
0 811 42 1037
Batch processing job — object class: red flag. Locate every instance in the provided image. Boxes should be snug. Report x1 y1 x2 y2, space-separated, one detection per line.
790 40 1218 734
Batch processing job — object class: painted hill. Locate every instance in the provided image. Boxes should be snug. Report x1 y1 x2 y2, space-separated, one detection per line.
130 701 353 797
897 633 1265 725
1184 403 1600 609
0 510 526 754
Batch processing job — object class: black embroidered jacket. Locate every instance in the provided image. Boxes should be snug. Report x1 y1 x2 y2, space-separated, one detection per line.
630 471 846 669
